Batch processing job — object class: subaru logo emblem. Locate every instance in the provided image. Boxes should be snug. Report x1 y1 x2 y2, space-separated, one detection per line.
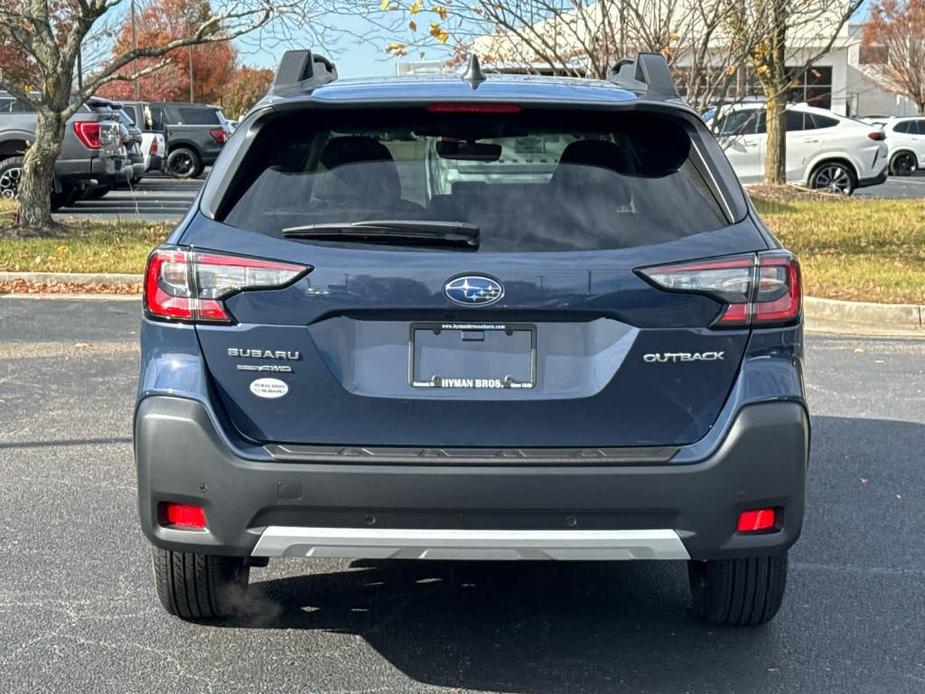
444 275 504 306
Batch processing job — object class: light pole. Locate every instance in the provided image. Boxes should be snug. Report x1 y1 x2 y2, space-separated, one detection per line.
131 0 139 100
187 19 194 103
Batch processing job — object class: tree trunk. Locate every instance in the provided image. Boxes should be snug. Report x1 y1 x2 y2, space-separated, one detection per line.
764 92 787 184
762 0 788 185
15 110 65 231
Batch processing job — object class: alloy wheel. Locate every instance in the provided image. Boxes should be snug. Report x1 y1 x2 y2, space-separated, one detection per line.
170 152 194 177
0 165 22 199
811 164 852 195
890 152 917 176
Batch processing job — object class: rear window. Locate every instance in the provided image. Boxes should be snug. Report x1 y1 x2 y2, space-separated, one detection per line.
175 107 222 125
220 109 734 252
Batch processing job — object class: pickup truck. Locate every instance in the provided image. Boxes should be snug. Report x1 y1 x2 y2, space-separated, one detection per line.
0 92 126 209
119 102 166 175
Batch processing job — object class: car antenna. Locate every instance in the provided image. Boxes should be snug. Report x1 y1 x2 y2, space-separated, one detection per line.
462 54 486 89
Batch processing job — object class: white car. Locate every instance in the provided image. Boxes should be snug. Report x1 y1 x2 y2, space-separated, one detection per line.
708 103 888 195
877 117 925 176
140 131 166 173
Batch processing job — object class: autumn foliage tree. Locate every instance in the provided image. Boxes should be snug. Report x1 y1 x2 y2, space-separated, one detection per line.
97 0 236 104
864 0 925 113
220 66 274 119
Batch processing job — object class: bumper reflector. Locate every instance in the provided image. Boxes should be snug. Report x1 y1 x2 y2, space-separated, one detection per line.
737 508 777 533
160 502 207 530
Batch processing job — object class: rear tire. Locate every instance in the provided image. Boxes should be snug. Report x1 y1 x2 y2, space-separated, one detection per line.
688 553 788 626
809 161 855 195
167 147 202 179
83 185 110 201
152 546 249 621
0 155 25 200
889 151 917 177
50 184 78 211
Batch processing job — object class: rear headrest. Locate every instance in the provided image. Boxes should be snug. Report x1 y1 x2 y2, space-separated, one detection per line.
551 140 633 206
320 136 396 169
557 140 628 170
318 136 401 202
552 140 636 184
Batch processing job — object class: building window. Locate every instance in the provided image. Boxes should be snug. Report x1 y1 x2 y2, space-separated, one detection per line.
786 66 832 108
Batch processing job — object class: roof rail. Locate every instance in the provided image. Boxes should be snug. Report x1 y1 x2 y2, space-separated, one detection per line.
270 50 338 96
608 53 679 100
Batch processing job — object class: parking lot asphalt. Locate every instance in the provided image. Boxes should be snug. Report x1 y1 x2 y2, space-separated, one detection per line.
51 172 925 223
0 297 923 693
55 175 203 222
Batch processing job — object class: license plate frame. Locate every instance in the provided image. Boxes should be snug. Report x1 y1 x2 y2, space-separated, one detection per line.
409 322 536 390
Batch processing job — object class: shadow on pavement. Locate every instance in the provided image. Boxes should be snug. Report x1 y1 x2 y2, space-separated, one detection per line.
212 415 924 692
231 559 772 692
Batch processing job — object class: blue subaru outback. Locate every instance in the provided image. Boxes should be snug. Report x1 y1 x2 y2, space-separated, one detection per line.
135 51 808 625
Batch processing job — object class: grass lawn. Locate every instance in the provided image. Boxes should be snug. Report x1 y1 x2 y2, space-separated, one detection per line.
751 191 925 304
0 199 170 275
1 192 924 303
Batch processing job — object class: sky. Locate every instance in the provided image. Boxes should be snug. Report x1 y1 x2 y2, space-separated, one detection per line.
236 13 451 79
231 1 876 80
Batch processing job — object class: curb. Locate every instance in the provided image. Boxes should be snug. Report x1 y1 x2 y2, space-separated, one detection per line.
804 296 923 333
1 272 923 333
0 271 141 287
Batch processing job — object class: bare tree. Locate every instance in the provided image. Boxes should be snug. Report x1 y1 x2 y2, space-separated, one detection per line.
0 0 331 234
730 0 864 184
370 0 764 110
864 0 925 114
372 0 866 186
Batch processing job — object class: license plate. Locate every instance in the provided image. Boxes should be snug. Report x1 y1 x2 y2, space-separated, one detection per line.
410 322 536 389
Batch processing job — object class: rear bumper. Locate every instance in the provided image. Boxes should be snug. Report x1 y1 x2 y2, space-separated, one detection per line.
134 396 809 561
55 155 124 186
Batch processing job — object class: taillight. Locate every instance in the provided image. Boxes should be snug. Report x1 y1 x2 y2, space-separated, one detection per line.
867 131 886 141
149 138 158 155
427 103 522 113
209 127 228 144
637 252 801 329
143 248 309 323
73 121 102 149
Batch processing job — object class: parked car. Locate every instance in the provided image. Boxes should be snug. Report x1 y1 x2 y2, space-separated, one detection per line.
147 102 232 178
706 102 888 194
118 101 167 174
136 51 808 626
877 116 925 176
0 91 125 208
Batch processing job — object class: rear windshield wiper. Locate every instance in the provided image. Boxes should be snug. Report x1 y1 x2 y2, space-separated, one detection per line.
282 220 480 249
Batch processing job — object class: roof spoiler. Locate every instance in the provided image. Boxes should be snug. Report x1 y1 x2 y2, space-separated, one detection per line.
608 53 679 100
270 50 338 96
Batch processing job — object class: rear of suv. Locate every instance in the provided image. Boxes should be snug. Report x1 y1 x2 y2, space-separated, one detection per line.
135 52 809 626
